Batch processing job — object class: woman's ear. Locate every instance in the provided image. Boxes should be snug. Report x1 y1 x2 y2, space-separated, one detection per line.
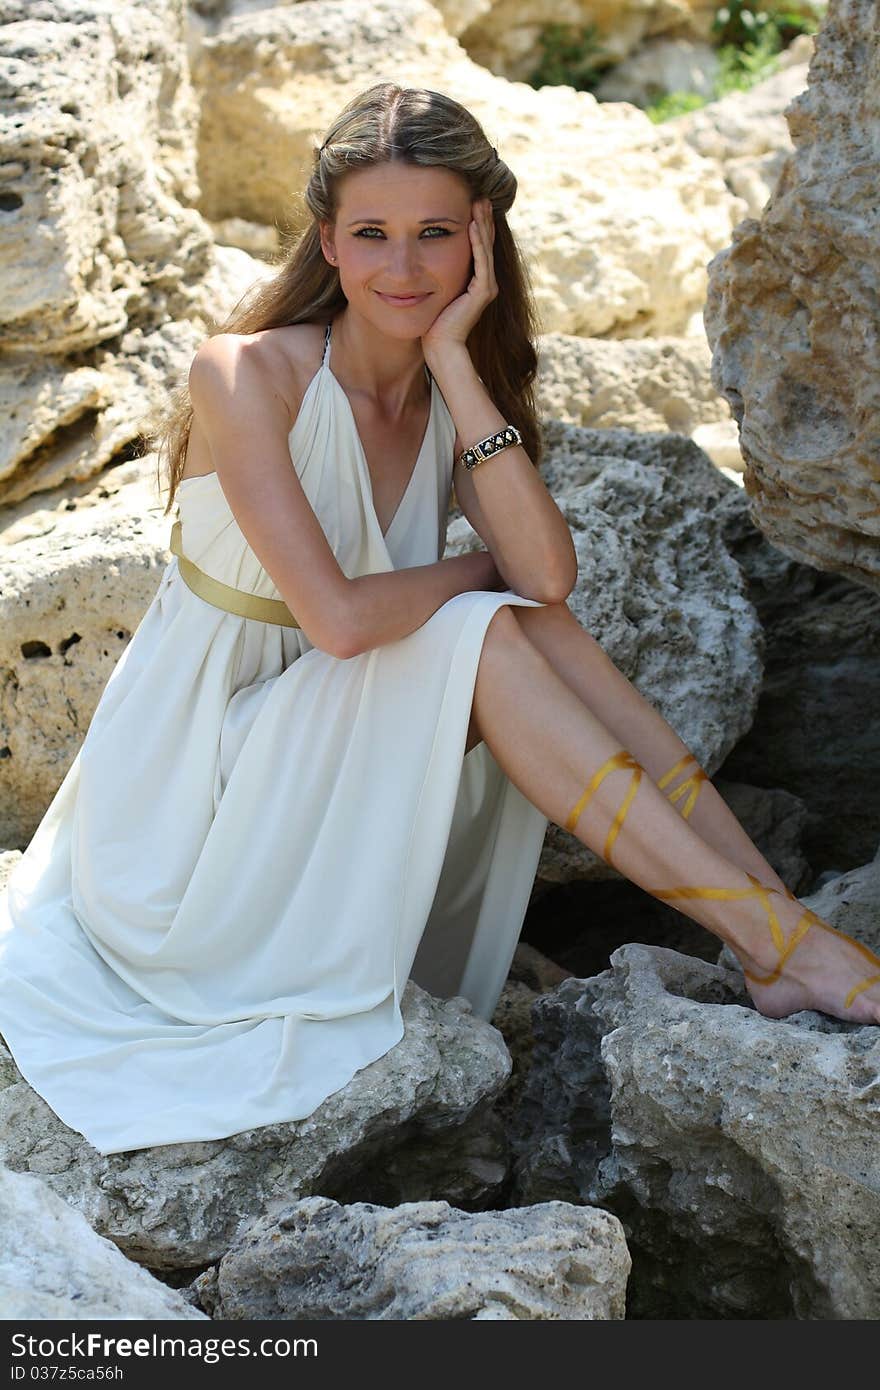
318 221 337 265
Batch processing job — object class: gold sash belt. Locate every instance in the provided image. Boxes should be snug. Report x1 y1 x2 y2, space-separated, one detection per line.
169 519 300 628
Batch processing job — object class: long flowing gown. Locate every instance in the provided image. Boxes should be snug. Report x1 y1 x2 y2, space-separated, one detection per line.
0 320 549 1155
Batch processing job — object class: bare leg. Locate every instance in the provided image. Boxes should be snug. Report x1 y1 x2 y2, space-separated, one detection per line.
469 605 880 1026
508 602 788 894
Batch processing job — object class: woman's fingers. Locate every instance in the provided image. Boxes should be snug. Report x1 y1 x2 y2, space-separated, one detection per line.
470 200 497 299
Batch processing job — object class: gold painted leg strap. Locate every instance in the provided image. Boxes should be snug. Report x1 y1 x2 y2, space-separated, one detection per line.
845 972 880 1010
651 871 813 988
651 863 880 1013
563 749 643 866
657 752 709 821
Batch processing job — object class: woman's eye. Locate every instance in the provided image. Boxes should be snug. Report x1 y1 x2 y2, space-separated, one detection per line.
354 226 451 239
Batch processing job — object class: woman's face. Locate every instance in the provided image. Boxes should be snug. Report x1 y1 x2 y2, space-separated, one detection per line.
319 161 482 336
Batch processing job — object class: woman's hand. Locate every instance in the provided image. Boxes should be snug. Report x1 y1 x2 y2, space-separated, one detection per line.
420 198 497 359
466 547 509 593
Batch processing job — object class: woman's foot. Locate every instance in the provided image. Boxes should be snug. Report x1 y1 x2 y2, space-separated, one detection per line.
729 888 880 1025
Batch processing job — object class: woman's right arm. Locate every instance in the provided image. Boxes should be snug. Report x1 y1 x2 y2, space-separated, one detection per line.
187 336 500 660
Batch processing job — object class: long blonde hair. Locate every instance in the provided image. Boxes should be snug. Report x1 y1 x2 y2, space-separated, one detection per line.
146 82 544 517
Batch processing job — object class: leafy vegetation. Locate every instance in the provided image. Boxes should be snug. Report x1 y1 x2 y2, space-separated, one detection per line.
526 21 609 93
525 4 828 122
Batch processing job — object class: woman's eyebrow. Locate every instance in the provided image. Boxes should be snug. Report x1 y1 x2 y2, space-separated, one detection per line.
345 216 464 226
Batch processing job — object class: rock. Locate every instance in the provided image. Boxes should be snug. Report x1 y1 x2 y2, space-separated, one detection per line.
712 779 811 894
1 0 210 355
0 322 199 507
0 854 22 893
324 1107 511 1212
509 972 611 1206
0 1165 207 1319
514 944 880 1319
0 0 274 506
671 54 812 218
535 332 732 441
690 418 745 473
458 0 719 83
449 424 763 883
508 940 574 994
0 456 172 848
796 845 880 956
717 533 880 874
704 2 880 592
193 0 742 336
0 981 513 1270
197 1193 630 1320
593 38 719 106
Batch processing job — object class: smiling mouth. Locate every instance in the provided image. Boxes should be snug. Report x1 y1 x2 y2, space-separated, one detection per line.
375 291 431 302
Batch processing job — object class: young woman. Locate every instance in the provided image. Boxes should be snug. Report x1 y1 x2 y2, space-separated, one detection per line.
1 83 877 1157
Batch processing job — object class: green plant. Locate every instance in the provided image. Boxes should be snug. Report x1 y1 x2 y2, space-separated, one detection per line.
526 21 610 93
714 32 784 95
711 3 826 49
528 3 828 120
645 91 708 123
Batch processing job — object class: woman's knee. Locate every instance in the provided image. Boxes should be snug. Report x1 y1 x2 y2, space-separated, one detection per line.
468 605 535 752
509 598 576 636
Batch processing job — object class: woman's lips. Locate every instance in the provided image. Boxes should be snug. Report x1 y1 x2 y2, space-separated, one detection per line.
375 292 431 306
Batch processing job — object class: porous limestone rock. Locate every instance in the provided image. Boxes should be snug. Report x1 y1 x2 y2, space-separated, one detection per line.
704 0 880 593
0 980 512 1270
0 456 172 848
447 424 764 884
458 0 719 82
0 322 199 507
1 0 210 354
192 1193 630 1320
513 941 880 1319
0 1 273 506
426 0 492 39
192 0 742 337
0 1165 207 1320
535 332 733 441
716 489 880 874
0 853 22 893
671 50 812 218
711 779 811 893
593 37 719 105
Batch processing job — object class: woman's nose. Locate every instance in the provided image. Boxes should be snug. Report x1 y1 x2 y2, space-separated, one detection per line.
386 239 421 275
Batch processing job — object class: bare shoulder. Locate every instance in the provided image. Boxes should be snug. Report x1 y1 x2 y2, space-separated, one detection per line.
192 323 327 426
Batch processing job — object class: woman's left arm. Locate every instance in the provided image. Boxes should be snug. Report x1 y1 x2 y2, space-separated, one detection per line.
427 344 578 603
422 196 577 604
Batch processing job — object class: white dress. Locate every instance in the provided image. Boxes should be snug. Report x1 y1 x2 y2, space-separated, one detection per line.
0 320 548 1156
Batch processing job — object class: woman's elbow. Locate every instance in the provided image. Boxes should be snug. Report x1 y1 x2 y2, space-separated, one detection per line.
298 587 362 660
534 555 578 605
314 613 362 660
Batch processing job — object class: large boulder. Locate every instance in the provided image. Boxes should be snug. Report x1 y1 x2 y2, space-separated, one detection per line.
535 332 732 440
456 0 719 82
670 43 813 218
716 488 880 875
0 0 272 507
705 0 880 593
0 1165 207 1320
191 1193 630 1320
0 980 513 1271
512 937 880 1319
1 0 209 355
